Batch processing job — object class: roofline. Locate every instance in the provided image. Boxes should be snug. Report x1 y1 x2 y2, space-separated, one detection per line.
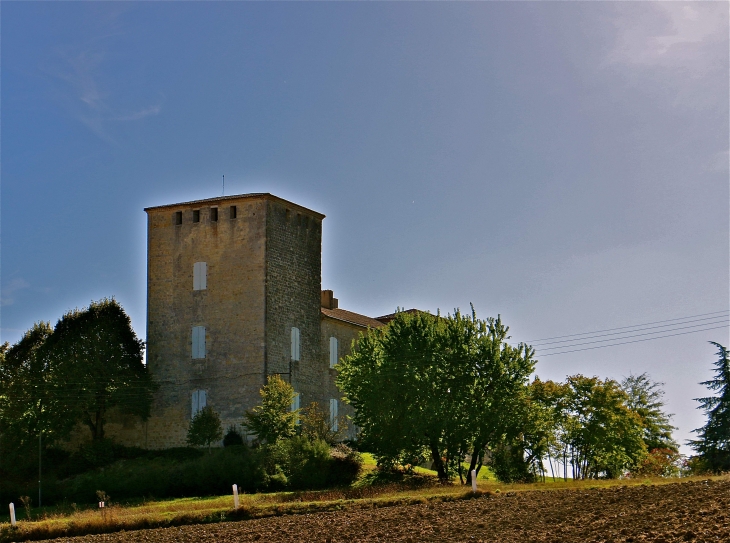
321 310 382 329
144 193 325 219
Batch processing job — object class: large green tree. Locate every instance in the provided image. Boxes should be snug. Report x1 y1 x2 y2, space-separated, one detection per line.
620 373 678 452
337 307 535 481
563 375 646 479
45 298 157 441
690 342 730 473
243 374 299 444
0 322 71 450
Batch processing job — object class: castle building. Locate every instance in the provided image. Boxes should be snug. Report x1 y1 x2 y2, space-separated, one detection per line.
105 193 385 448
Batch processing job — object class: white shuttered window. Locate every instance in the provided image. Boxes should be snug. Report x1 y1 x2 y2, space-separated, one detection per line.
191 389 207 418
193 262 207 291
329 398 338 432
329 337 338 368
192 326 206 359
291 327 300 361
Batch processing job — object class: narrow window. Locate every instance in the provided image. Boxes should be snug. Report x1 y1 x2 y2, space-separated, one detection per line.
192 389 207 419
291 392 300 412
291 327 300 361
174 211 183 225
230 206 237 219
192 326 206 359
329 398 338 432
193 262 207 291
210 208 218 222
329 337 338 368
193 210 200 223
285 209 290 221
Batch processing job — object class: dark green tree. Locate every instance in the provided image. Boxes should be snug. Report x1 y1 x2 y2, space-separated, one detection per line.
45 298 157 441
187 405 224 452
243 374 299 444
690 342 730 473
620 373 678 452
337 307 535 482
0 323 71 450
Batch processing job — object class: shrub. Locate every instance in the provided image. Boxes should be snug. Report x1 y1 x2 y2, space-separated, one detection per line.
223 426 244 447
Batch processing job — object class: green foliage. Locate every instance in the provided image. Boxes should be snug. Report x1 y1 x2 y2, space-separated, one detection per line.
266 437 362 490
690 342 730 473
223 425 244 447
337 307 535 482
187 406 224 451
299 402 346 445
631 448 682 477
42 299 157 441
243 375 299 444
620 373 678 452
0 322 70 451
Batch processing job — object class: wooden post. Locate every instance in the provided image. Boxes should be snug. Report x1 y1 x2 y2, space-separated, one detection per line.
9 503 16 526
232 484 239 509
471 470 477 493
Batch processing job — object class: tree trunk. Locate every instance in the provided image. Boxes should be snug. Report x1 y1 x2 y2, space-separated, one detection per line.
429 441 447 481
466 441 485 485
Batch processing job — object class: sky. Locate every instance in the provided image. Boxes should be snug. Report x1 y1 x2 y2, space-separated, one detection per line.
1 2 728 454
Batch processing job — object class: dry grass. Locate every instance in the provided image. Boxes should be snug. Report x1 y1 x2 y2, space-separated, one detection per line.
1 474 726 543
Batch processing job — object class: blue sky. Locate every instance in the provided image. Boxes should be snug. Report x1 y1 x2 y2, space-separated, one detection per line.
2 2 727 452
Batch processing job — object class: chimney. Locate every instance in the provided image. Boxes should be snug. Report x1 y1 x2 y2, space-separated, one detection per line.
321 290 338 309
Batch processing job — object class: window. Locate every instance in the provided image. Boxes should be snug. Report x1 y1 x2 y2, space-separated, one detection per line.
192 389 207 419
290 327 300 361
291 392 300 412
329 337 338 368
210 208 218 222
174 211 182 225
193 262 207 291
329 398 338 432
192 210 200 223
230 206 237 219
192 326 206 359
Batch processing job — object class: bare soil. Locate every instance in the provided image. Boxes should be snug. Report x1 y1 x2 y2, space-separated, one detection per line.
44 478 728 543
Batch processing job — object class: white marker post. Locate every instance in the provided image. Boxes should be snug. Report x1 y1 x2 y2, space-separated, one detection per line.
471 470 478 493
9 503 16 526
232 484 239 509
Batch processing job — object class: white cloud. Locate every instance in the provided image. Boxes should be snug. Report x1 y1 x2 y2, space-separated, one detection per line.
1 278 30 307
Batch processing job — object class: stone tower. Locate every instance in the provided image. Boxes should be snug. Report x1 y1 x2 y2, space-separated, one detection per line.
142 193 325 447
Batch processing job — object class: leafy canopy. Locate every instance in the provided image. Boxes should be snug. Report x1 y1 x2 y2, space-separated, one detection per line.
187 405 224 451
337 307 535 481
620 373 678 452
244 374 299 444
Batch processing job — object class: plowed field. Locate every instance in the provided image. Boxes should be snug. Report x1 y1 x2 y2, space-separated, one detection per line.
45 479 727 543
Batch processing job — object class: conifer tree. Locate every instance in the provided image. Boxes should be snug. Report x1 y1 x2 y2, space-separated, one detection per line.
690 342 730 473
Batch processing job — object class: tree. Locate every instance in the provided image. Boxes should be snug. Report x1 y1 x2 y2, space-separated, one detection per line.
243 374 299 444
187 406 223 452
337 307 535 482
620 373 678 452
299 402 345 445
690 342 730 473
0 322 73 450
44 298 157 441
563 375 646 479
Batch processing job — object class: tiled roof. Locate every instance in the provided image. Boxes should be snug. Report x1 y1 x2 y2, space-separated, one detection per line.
374 309 424 324
144 193 325 219
321 307 385 329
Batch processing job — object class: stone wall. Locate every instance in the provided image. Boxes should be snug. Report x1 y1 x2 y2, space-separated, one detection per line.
265 201 325 410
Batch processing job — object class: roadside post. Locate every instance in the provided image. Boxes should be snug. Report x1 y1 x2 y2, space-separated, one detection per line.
233 484 239 509
9 503 16 526
471 470 478 493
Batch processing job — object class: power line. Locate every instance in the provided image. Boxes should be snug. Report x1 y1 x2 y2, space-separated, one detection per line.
535 318 729 352
525 309 729 343
538 324 729 357
531 314 730 347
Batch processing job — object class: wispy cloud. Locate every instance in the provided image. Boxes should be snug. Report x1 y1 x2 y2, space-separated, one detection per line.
112 105 162 122
1 278 30 307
